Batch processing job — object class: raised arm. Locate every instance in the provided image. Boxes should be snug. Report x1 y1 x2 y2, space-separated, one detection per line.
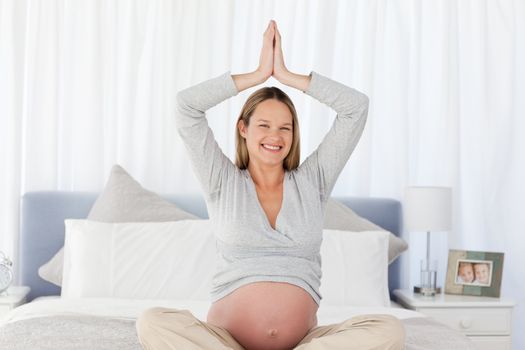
175 21 276 200
271 21 369 200
297 72 369 200
175 72 239 200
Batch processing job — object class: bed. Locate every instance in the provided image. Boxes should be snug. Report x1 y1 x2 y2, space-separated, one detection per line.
0 190 476 349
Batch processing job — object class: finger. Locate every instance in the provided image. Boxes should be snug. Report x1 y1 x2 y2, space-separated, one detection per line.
274 29 281 46
264 23 272 35
265 28 275 43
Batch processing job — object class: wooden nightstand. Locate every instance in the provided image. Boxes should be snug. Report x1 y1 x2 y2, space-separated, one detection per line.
394 289 515 350
0 286 30 317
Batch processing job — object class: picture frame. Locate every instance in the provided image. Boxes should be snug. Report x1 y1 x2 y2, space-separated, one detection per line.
445 249 504 297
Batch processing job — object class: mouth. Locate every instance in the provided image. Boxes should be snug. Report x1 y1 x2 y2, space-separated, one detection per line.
261 143 283 153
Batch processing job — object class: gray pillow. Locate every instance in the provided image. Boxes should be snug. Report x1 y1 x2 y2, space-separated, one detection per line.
324 198 408 264
38 164 199 286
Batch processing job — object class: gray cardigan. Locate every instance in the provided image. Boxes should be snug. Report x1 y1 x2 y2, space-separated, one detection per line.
175 71 368 306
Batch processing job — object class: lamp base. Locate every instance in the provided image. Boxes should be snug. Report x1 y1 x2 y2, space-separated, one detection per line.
413 285 441 296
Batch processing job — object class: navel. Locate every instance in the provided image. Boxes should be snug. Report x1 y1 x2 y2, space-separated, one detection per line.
267 328 278 337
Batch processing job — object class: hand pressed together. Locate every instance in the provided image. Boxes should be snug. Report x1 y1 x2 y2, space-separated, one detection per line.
234 20 309 92
256 20 290 83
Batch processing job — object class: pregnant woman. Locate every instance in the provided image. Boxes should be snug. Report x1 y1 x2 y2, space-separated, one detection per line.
136 20 405 350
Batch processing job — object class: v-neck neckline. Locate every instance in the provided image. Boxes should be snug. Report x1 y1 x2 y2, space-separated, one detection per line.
246 170 286 232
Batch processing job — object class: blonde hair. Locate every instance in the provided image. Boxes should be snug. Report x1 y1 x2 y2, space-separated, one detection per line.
235 87 300 171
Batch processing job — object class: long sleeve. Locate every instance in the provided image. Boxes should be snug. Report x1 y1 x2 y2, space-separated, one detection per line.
175 71 239 200
297 71 369 201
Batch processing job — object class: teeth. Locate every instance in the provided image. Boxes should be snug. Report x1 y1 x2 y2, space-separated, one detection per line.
263 144 281 150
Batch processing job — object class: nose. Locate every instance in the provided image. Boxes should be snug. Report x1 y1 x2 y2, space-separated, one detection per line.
267 129 284 140
264 131 282 141
268 128 281 136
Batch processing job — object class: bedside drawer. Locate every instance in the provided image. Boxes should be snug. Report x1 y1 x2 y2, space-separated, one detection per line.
421 307 512 335
470 336 511 350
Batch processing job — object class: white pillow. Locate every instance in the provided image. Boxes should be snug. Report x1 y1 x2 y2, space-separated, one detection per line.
324 199 408 264
320 229 390 307
61 219 215 300
39 164 199 287
62 220 390 307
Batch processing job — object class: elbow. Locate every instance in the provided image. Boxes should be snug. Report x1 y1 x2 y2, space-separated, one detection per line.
347 89 369 116
176 90 190 113
358 93 369 110
175 91 192 128
175 90 204 131
359 93 369 116
353 93 369 121
176 88 201 113
174 94 184 129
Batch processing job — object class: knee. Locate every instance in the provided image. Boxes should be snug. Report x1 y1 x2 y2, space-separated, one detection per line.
136 307 197 334
342 314 405 349
136 307 167 336
136 307 191 335
374 315 405 349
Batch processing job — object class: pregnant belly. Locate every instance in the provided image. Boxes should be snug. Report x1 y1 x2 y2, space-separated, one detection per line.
207 281 318 350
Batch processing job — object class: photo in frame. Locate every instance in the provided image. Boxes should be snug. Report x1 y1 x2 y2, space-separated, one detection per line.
445 249 504 297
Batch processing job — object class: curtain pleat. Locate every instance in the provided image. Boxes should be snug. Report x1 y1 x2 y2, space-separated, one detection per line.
1 1 524 348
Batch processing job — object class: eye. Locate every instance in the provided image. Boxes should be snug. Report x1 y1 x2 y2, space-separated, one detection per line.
281 127 291 131
259 124 269 128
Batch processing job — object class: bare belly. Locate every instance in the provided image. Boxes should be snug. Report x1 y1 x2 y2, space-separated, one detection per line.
207 282 318 350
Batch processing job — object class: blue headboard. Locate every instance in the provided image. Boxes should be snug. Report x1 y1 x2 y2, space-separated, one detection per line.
19 191 403 301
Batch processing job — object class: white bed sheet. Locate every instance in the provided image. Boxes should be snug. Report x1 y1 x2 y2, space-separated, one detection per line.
2 297 480 350
1 296 423 326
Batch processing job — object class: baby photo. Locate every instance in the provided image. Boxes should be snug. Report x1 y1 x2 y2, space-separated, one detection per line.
455 259 493 287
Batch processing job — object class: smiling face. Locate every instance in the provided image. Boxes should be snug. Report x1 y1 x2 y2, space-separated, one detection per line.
458 262 474 283
238 99 294 169
474 263 490 284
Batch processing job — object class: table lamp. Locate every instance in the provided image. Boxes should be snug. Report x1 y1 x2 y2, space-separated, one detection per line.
404 186 452 296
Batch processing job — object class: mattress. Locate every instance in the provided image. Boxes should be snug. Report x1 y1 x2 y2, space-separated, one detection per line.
0 297 476 350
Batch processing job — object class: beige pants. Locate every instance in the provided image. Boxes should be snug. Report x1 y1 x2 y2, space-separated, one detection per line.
136 307 405 350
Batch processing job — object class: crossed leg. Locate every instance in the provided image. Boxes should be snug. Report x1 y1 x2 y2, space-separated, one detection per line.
136 308 405 350
294 314 405 350
136 307 244 350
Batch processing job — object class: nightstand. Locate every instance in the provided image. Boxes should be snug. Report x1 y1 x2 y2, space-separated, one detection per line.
394 289 515 350
0 286 30 317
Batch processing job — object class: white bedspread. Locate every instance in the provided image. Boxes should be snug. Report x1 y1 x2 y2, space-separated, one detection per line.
1 297 477 350
1 296 424 325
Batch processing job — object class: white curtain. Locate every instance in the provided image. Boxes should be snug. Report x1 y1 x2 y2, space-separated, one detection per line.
1 0 524 348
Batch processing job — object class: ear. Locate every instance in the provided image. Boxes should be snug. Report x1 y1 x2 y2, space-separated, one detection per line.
238 119 248 138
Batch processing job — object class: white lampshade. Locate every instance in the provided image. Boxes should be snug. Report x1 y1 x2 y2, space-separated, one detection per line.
404 186 452 232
